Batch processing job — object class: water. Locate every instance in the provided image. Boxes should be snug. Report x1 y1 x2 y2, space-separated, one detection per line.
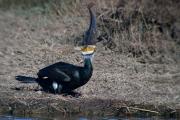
0 114 177 120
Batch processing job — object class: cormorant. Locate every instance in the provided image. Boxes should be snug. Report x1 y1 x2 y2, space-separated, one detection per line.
36 3 96 94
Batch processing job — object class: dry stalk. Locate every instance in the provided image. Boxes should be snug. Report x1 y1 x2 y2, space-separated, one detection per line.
97 9 112 19
122 106 159 114
50 103 67 114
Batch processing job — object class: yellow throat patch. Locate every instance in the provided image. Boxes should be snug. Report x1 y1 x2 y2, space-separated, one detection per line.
81 45 96 55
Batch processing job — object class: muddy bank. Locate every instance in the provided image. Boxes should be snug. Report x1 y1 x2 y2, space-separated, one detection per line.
0 89 180 118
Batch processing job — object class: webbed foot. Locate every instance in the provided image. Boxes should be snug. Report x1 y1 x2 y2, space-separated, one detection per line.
63 91 82 97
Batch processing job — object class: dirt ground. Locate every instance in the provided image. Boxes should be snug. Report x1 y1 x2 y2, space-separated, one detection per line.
0 8 180 117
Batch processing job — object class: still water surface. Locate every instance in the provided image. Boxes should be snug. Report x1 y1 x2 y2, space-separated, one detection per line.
0 114 177 120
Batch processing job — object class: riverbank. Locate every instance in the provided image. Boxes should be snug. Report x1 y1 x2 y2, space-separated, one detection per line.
0 89 180 117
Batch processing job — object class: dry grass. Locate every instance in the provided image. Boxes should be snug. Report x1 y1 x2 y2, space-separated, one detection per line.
96 0 180 63
0 0 179 63
0 0 81 14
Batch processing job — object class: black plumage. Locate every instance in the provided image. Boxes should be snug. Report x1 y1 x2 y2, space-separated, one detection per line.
36 3 96 94
37 58 92 94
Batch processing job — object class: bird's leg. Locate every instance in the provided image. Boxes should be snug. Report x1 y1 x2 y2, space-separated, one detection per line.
57 84 62 94
73 91 82 97
66 91 82 97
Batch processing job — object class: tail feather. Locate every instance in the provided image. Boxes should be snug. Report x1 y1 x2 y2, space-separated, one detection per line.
15 75 36 83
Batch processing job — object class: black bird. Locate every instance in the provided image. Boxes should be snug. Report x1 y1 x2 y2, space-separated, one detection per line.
36 3 96 94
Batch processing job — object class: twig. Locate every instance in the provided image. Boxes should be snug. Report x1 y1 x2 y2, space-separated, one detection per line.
122 106 159 114
97 9 111 19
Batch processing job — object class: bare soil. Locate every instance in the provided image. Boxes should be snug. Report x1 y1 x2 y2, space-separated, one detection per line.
0 6 180 117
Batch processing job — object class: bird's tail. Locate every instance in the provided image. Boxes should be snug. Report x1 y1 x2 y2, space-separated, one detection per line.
15 75 37 83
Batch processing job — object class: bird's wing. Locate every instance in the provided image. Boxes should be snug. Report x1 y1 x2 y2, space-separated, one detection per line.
53 67 71 82
38 67 71 82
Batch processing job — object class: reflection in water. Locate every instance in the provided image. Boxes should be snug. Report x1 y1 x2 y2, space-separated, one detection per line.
0 115 40 120
0 115 177 120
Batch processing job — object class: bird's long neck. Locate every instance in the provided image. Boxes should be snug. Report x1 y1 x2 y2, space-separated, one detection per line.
88 5 96 34
83 4 96 45
84 57 93 70
81 54 93 84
